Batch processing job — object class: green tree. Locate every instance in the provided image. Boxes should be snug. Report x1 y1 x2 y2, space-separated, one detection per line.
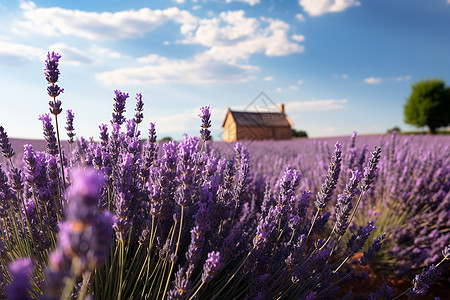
404 79 450 134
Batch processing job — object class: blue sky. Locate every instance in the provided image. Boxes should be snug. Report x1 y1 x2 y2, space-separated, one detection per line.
0 0 449 141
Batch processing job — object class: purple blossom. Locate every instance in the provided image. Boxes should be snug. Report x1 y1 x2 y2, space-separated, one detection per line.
0 126 15 159
6 258 33 300
199 105 211 141
65 109 75 144
99 123 109 147
134 92 144 124
334 169 362 235
408 265 440 298
315 142 342 209
368 281 394 300
201 251 223 283
361 146 382 192
361 233 386 266
39 114 58 156
111 90 129 126
44 51 61 84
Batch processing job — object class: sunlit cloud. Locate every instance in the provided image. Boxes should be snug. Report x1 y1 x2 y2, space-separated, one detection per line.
95 55 259 85
396 75 411 81
225 0 261 5
263 76 274 81
299 0 361 16
0 40 44 64
364 77 382 84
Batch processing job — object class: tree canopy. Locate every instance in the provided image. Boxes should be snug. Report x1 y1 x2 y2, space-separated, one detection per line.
404 79 450 134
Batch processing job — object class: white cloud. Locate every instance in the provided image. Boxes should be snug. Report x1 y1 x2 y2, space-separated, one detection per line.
299 0 361 16
289 85 298 90
0 40 44 64
263 76 274 81
286 99 347 111
192 5 202 10
291 34 305 42
89 45 124 59
295 13 306 22
341 74 348 79
297 79 304 85
364 77 382 84
396 75 411 81
49 43 95 66
181 11 304 63
172 0 186 3
15 3 197 40
95 55 259 85
276 87 283 92
225 0 261 5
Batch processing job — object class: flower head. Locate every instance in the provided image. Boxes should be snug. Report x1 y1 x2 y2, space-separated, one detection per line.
6 258 33 300
44 51 62 84
199 105 211 141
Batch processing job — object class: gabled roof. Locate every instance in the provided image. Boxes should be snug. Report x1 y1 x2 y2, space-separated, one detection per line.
223 109 292 128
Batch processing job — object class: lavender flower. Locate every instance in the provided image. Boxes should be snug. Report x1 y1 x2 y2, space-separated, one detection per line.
0 126 15 159
134 92 144 125
441 244 450 260
44 51 61 84
111 90 129 126
199 105 211 141
334 169 362 235
361 146 382 192
6 258 33 300
315 142 342 209
65 110 75 144
99 123 109 147
201 251 223 283
39 114 58 156
58 168 113 274
408 265 440 298
360 233 386 266
368 281 394 300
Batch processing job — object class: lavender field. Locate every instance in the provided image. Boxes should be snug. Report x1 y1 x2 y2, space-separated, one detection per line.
0 52 449 300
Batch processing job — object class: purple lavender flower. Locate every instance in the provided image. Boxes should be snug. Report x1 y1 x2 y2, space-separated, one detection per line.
360 233 386 266
65 109 75 144
6 258 33 300
134 92 144 125
99 123 109 147
201 251 223 283
315 142 342 209
442 244 450 260
45 51 61 84
361 146 382 192
111 90 129 126
66 168 105 223
347 221 377 253
39 114 58 156
408 265 440 298
334 169 362 235
0 126 15 159
368 281 394 300
58 168 113 274
199 105 211 141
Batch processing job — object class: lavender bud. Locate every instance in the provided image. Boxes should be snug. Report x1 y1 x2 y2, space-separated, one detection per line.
39 114 58 156
134 92 144 124
111 90 129 126
6 258 33 300
199 105 211 141
0 126 15 159
44 51 61 84
65 110 75 144
360 233 386 266
408 265 440 299
201 251 223 283
361 146 382 192
315 142 342 209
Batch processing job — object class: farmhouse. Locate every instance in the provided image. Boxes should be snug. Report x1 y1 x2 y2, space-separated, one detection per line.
222 104 293 141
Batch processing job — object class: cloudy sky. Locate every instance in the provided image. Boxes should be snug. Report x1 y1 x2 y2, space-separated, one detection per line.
0 0 449 141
